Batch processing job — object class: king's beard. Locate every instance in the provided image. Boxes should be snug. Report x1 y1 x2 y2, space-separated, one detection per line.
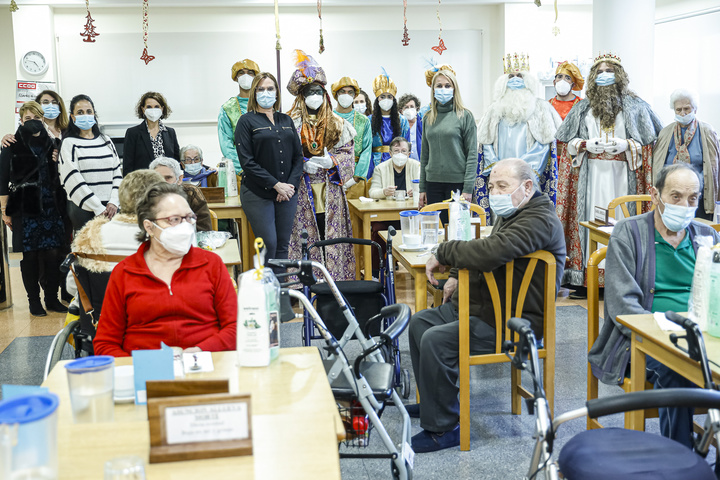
588 84 623 130
497 89 536 126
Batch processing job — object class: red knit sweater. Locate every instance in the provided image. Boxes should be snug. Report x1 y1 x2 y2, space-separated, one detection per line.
94 242 237 357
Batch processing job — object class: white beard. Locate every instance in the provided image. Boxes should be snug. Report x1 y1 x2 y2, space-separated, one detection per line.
497 89 537 126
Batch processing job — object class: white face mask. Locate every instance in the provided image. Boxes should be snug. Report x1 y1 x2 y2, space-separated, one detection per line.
378 98 394 112
402 108 417 121
237 74 254 90
337 93 354 109
554 80 572 96
353 103 367 114
144 108 162 122
675 112 696 126
391 153 408 168
305 94 324 110
153 221 195 256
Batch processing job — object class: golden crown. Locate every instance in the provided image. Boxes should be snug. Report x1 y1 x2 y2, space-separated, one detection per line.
593 51 622 67
503 53 530 74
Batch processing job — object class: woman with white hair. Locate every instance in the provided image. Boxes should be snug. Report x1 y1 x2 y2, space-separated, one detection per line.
150 157 213 231
180 144 218 187
417 66 477 221
652 89 720 220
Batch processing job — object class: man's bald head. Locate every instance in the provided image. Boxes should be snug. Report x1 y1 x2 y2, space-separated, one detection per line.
488 158 537 211
492 158 536 186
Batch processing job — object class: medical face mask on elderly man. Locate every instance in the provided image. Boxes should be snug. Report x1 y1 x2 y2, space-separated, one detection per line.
658 197 696 232
489 184 528 218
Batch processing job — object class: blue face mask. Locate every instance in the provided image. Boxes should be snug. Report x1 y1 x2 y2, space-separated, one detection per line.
489 184 526 218
434 87 454 105
659 198 696 232
675 112 696 126
42 104 60 120
184 162 202 175
256 90 277 109
74 115 96 131
595 72 616 86
507 77 525 90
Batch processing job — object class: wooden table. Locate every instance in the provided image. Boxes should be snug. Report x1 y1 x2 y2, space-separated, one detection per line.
380 228 492 314
580 221 613 254
207 196 255 274
43 348 343 479
697 217 720 232
209 237 241 277
617 314 720 431
348 198 417 280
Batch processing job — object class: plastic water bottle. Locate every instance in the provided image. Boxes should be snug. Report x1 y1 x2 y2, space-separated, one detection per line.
217 161 227 197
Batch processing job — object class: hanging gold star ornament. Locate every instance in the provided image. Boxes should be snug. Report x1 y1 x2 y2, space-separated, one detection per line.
401 0 410 46
10 1 18 12
317 0 325 54
552 0 560 36
431 0 447 55
80 0 99 43
140 0 155 64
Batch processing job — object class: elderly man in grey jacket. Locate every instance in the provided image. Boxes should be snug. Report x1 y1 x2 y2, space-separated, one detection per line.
407 158 565 453
589 163 720 449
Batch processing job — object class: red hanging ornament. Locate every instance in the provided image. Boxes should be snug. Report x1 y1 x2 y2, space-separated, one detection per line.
401 0 410 46
80 0 99 43
431 38 446 55
140 0 155 64
432 0 447 55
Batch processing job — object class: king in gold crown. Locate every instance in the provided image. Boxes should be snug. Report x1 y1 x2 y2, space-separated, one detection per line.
592 51 622 67
503 53 530 74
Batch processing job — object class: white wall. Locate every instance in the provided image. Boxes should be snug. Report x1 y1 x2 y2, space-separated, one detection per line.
41 4 499 167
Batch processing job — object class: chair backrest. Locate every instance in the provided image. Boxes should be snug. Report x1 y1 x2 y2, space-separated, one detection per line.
475 250 557 351
208 209 219 231
587 247 608 350
607 194 653 219
200 187 226 204
420 202 487 227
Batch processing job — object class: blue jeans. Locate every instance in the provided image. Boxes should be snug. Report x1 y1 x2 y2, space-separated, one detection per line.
646 356 696 449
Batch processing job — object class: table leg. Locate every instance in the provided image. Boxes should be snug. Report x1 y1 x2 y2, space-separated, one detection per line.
236 215 252 273
363 214 372 280
414 268 427 314
627 332 647 430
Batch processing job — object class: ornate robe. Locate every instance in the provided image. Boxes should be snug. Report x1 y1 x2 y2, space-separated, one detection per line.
555 95 663 287
288 116 357 281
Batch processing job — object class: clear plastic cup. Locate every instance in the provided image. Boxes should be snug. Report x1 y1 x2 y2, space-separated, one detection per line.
104 456 146 480
420 211 440 245
399 210 421 246
411 179 420 207
0 393 59 480
65 356 115 424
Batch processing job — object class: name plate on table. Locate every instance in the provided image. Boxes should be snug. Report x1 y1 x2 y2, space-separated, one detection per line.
592 206 609 226
147 380 252 463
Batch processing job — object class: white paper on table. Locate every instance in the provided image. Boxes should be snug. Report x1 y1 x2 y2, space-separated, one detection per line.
598 226 614 234
183 352 215 373
653 311 684 331
358 196 374 203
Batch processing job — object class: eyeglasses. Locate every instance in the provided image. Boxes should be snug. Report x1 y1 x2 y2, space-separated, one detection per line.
152 213 197 226
183 156 201 164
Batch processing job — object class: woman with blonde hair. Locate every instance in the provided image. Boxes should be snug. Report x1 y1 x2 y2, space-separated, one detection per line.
418 67 477 216
2 90 69 147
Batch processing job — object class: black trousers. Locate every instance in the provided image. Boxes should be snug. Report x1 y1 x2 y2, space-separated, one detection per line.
240 184 298 270
67 202 98 233
424 181 465 224
20 249 62 302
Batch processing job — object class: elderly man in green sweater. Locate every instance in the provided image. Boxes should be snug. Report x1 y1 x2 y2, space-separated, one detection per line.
407 158 565 453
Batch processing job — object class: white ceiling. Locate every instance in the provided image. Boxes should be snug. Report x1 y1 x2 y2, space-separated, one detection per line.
17 0 592 8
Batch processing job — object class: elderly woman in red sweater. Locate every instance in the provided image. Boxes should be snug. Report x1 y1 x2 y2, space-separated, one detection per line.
94 182 236 356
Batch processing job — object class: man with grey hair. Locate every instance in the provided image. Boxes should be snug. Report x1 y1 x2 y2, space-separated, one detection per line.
589 163 720 450
406 157 565 453
150 157 212 231
652 89 719 221
180 144 218 188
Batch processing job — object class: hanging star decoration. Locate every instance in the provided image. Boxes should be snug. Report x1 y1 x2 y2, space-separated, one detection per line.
552 0 560 36
80 0 99 43
10 0 19 12
317 0 325 54
431 0 447 55
140 0 155 64
401 0 410 46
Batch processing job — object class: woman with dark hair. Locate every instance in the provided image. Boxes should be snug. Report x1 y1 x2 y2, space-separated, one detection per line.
59 94 122 232
1 90 69 147
94 182 237 357
369 70 409 178
123 91 180 174
354 89 373 119
235 71 303 267
398 93 423 162
0 101 67 316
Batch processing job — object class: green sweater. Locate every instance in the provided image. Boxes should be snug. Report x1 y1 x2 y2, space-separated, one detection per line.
419 100 478 194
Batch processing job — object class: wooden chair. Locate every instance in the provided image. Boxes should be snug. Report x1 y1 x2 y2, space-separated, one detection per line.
208 209 219 231
421 202 487 306
607 194 653 220
458 250 557 451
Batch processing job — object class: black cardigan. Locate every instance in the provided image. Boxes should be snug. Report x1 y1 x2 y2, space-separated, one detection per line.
122 121 180 174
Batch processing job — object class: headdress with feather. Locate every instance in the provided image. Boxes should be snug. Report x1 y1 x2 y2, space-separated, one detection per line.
372 67 397 97
287 49 328 97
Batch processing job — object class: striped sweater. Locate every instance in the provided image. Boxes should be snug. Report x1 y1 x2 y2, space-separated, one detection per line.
59 134 122 215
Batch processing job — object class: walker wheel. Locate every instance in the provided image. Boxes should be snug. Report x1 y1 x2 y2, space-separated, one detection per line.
400 368 411 399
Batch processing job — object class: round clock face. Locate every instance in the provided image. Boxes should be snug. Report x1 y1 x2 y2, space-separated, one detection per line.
22 51 48 75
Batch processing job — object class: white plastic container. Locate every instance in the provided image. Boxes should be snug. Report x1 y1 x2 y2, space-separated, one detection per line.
65 356 115 424
411 179 420 207
399 210 421 246
236 264 281 367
